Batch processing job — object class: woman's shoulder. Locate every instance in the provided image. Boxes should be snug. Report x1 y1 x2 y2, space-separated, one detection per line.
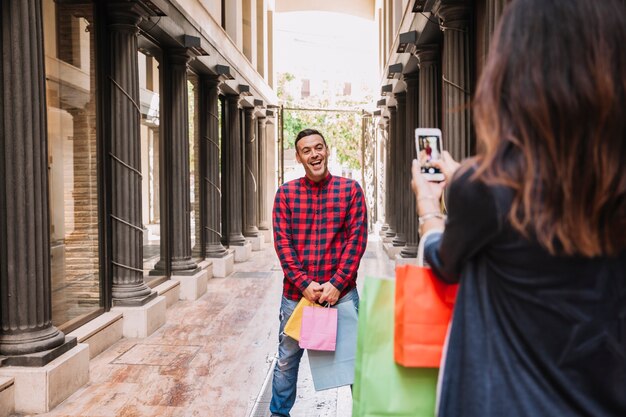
448 159 513 218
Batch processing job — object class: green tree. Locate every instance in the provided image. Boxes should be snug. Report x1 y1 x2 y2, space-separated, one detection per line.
278 72 369 170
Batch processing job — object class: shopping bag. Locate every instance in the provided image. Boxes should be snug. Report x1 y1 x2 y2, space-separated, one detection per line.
299 305 338 351
394 232 458 368
394 264 457 367
352 276 438 417
308 296 358 390
284 297 318 341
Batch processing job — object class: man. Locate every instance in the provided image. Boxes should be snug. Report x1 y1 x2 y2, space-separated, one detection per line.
270 128 368 416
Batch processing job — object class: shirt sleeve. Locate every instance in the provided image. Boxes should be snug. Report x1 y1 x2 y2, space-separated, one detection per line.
272 186 311 292
330 182 368 290
424 166 502 284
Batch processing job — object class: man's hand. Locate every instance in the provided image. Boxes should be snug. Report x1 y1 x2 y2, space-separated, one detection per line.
302 281 323 302
318 282 341 306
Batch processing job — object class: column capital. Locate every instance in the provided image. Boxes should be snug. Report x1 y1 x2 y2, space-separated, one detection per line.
416 44 440 67
164 48 194 67
107 1 154 27
201 74 223 89
435 2 471 29
403 71 420 83
394 91 407 104
225 93 243 108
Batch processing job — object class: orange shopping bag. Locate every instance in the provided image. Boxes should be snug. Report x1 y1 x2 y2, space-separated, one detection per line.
394 236 458 367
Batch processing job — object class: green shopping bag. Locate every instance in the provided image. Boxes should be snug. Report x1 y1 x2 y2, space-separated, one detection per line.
352 277 438 417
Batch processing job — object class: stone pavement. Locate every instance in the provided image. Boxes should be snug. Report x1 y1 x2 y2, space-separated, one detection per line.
21 234 394 417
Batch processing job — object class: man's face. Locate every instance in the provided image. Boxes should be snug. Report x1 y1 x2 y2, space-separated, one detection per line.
295 134 329 183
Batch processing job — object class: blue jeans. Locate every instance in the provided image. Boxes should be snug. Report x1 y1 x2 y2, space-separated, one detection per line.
269 289 359 417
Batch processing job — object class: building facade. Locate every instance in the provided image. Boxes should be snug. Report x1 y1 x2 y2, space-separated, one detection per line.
375 0 508 259
0 0 278 413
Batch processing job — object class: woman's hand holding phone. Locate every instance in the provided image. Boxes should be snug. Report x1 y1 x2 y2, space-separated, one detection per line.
430 151 460 181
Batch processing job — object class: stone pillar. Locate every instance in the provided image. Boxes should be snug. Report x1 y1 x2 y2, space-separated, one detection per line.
392 92 407 247
384 106 397 238
257 116 270 231
480 0 507 70
224 95 247 245
401 74 420 257
154 49 199 274
0 0 68 358
379 120 389 231
107 3 154 303
438 3 472 160
243 106 259 237
417 45 441 128
200 76 228 258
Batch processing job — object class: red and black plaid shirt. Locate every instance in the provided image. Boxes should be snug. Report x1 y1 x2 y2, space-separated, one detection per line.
272 173 368 301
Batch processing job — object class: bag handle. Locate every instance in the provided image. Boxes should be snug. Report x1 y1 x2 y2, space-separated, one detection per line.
417 228 444 267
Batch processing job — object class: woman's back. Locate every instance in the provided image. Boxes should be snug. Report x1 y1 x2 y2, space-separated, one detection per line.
429 171 626 416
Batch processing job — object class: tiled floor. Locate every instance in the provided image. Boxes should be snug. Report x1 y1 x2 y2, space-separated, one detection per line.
29 234 394 417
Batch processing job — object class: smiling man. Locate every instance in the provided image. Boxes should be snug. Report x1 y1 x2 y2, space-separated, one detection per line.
269 128 368 417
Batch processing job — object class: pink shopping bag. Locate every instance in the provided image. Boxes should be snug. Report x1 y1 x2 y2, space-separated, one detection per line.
299 305 338 351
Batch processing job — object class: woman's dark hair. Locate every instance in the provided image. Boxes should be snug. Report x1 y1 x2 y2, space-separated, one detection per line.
295 128 326 148
473 0 626 257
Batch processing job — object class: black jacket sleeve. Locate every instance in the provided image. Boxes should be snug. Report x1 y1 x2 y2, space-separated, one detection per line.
424 165 502 283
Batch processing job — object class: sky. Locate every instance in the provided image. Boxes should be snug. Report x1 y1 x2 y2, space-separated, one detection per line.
274 11 379 92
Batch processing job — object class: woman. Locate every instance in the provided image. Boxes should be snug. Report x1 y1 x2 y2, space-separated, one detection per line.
411 0 626 416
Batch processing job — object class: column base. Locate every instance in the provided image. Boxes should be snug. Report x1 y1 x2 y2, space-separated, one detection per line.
0 344 89 414
208 250 235 277
233 242 252 262
383 241 403 260
112 290 157 307
395 254 418 267
249 234 265 251
392 234 407 247
154 280 181 308
0 337 77 367
400 245 418 258
382 235 395 243
67 312 123 359
172 266 209 301
259 228 272 243
0 377 14 417
111 296 166 338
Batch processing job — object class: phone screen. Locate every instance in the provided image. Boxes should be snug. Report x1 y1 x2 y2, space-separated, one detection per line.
417 134 442 175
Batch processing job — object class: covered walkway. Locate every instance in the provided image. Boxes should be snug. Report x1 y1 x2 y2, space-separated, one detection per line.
36 234 394 417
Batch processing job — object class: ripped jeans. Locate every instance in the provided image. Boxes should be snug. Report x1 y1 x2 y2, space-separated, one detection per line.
269 289 359 417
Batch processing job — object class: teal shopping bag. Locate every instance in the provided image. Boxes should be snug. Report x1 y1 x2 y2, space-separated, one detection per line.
352 277 438 417
308 297 359 390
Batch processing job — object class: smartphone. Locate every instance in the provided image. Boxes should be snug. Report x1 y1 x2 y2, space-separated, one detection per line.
415 128 445 182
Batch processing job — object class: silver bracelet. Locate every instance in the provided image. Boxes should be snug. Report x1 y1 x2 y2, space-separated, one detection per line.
417 196 439 202
418 212 446 225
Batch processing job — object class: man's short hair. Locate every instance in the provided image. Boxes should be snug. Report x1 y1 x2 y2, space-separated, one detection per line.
295 128 326 149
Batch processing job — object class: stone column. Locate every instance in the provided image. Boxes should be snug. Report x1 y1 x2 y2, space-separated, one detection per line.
107 3 154 303
200 76 228 257
224 94 246 245
438 3 472 160
392 92 407 247
384 106 397 238
379 120 389 231
257 116 270 231
154 49 198 274
417 45 441 128
401 73 420 257
243 106 259 237
480 0 507 70
0 0 68 358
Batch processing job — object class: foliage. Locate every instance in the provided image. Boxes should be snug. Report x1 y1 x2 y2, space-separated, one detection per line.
278 72 371 170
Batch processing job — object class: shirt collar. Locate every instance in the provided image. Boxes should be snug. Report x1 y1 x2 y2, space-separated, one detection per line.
301 172 333 188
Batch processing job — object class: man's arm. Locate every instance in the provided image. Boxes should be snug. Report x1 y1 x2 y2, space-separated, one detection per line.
329 182 368 291
272 186 313 294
